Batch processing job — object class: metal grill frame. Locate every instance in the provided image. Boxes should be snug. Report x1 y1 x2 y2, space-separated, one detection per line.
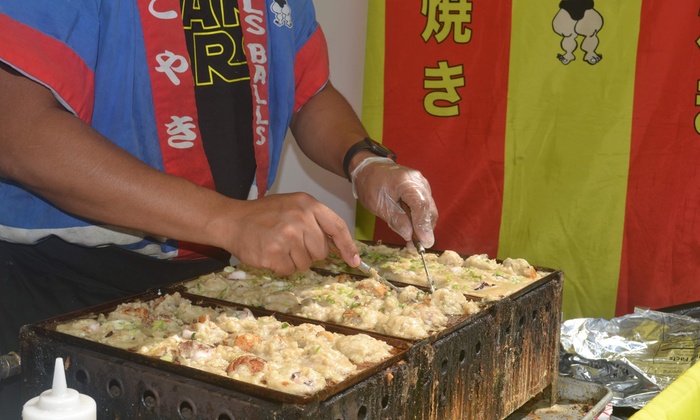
20 271 563 419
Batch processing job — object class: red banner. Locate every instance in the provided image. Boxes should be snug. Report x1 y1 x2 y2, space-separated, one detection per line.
375 1 512 257
617 1 700 315
364 1 700 318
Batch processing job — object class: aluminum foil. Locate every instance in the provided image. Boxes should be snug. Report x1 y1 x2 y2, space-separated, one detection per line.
559 308 700 408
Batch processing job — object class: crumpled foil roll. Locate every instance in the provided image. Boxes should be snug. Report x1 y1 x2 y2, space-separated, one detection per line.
559 308 700 408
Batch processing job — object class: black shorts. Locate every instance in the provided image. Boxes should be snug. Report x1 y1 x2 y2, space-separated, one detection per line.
0 236 229 418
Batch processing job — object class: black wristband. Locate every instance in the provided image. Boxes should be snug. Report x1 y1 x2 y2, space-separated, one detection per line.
342 138 396 181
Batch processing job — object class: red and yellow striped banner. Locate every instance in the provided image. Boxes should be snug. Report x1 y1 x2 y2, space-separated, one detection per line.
359 0 700 319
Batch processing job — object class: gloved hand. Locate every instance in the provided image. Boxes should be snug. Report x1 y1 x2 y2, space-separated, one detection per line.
351 157 438 248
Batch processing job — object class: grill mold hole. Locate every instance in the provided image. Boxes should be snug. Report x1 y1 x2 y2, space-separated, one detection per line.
459 349 466 364
357 405 368 419
179 399 196 419
475 341 481 354
142 389 158 410
381 394 390 409
74 369 89 386
217 411 234 420
440 358 449 375
107 379 122 398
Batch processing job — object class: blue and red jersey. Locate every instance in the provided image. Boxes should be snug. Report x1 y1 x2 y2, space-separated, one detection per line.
0 0 330 258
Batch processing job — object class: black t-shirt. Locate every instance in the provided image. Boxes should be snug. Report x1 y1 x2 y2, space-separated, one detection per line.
181 0 255 199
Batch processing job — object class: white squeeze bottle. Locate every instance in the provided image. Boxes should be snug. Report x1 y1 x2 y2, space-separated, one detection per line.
22 357 97 420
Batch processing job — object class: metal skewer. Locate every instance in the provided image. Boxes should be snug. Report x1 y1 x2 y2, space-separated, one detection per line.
356 259 405 294
327 237 409 296
400 201 436 293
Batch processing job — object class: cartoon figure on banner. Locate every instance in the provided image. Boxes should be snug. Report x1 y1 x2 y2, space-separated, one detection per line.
271 0 292 28
552 0 603 65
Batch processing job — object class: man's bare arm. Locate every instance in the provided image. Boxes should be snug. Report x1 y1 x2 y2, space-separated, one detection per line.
0 65 359 273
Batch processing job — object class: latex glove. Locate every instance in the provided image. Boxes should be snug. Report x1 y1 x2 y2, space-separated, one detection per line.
351 157 438 248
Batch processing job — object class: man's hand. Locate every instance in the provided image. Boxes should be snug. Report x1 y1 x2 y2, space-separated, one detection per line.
288 81 438 250
0 65 360 274
217 192 360 275
351 157 438 248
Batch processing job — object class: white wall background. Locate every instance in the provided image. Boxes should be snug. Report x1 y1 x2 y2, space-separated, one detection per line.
269 0 369 233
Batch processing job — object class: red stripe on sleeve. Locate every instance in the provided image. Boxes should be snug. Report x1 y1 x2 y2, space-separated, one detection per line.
0 14 95 123
294 26 330 112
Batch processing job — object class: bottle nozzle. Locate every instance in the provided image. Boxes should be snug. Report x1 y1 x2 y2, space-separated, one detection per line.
22 357 97 420
50 358 68 396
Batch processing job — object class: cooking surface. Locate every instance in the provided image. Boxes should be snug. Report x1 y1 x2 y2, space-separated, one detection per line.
313 241 548 301
178 265 483 340
20 248 564 419
24 290 409 405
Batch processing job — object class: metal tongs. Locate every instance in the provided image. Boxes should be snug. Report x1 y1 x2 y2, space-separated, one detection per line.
400 202 435 293
327 238 403 294
355 258 404 294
